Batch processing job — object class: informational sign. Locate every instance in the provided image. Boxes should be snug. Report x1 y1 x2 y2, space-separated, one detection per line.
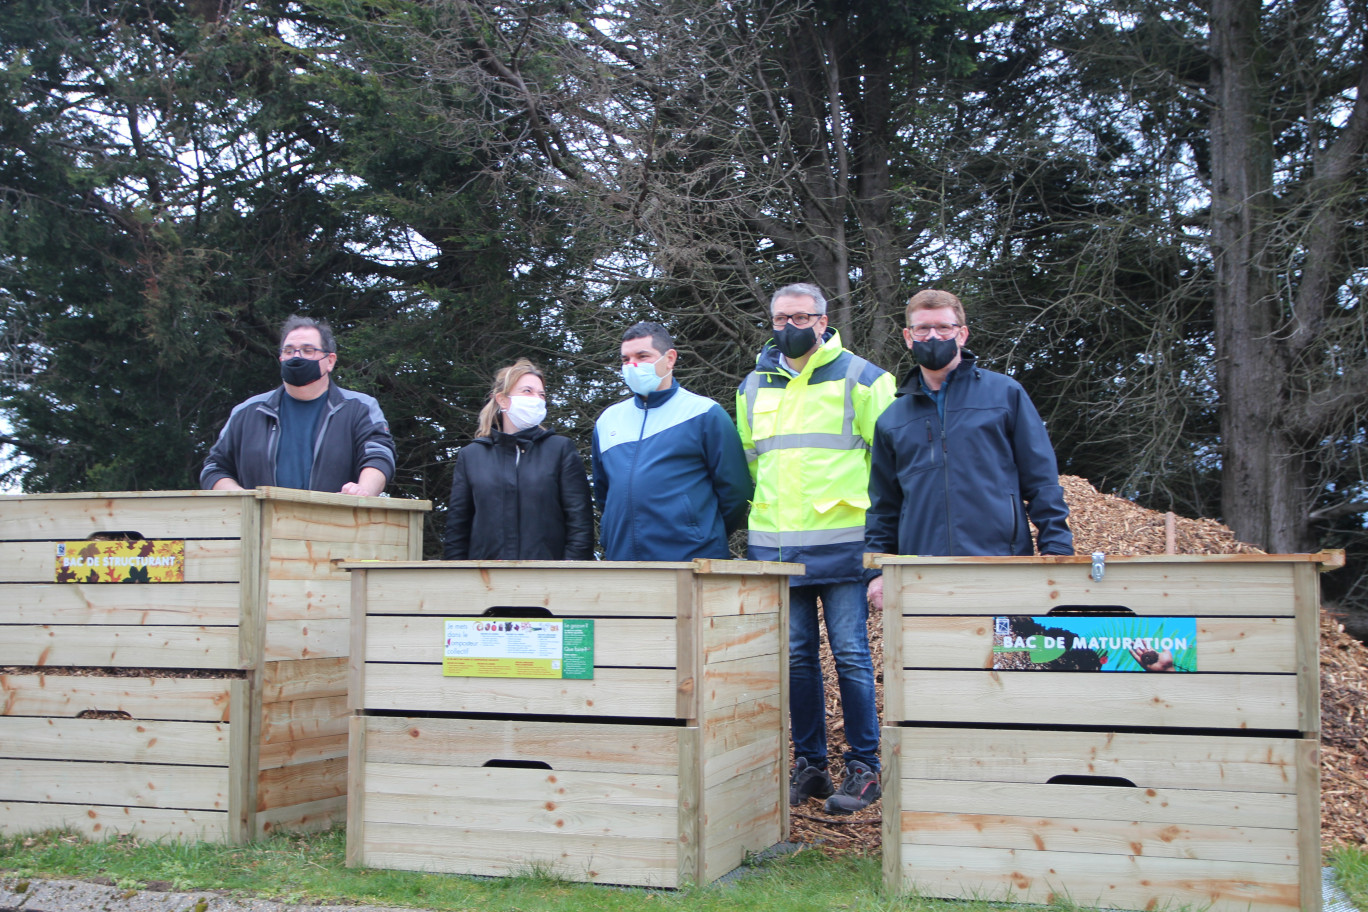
442 618 594 679
54 540 186 583
992 615 1197 672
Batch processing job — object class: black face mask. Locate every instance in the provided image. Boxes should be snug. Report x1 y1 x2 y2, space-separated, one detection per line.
281 356 324 386
912 338 958 371
772 324 819 359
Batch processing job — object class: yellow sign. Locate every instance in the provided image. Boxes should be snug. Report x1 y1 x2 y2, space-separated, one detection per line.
55 540 186 583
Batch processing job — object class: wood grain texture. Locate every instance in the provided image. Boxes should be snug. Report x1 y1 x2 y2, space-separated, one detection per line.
899 669 1298 729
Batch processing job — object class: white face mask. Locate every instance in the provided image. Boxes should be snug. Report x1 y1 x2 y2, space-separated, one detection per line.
504 395 546 430
622 360 664 396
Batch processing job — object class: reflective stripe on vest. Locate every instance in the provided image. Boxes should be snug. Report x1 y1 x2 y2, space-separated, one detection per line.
753 432 868 455
747 525 867 548
743 352 871 451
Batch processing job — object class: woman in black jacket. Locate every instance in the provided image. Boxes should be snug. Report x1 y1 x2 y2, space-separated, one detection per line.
443 359 595 560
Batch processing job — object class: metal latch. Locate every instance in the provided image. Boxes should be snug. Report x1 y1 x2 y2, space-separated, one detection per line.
1090 551 1106 582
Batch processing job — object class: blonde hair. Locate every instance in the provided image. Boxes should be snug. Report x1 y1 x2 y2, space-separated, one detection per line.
476 358 545 438
905 288 966 326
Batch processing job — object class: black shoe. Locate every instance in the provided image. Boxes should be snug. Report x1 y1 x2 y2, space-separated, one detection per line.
824 760 881 815
789 757 834 805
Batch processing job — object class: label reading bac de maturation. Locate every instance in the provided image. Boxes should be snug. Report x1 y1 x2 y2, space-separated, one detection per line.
442 618 594 679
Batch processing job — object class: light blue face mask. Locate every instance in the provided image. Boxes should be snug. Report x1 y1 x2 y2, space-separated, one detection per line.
622 360 664 396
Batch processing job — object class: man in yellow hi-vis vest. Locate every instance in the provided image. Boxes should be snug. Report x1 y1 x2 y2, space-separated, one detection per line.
737 283 896 815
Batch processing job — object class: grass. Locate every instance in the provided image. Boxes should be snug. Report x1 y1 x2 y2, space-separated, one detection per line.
1 828 1365 912
1329 843 1368 909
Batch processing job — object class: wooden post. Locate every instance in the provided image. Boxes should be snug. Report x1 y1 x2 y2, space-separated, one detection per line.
1165 511 1177 553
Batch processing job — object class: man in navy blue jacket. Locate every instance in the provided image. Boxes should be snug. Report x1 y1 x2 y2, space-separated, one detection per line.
592 322 752 561
866 289 1073 609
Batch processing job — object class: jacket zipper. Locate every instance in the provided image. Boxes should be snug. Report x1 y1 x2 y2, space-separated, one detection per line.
629 400 649 556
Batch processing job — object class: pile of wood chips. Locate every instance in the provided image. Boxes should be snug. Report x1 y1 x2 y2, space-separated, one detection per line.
791 475 1368 855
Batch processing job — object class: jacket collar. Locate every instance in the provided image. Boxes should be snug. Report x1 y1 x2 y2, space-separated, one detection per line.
264 381 342 414
633 379 681 410
897 348 979 397
479 425 552 447
755 327 844 375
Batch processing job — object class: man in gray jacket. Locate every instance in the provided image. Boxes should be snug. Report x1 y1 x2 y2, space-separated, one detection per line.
866 289 1073 610
200 316 396 495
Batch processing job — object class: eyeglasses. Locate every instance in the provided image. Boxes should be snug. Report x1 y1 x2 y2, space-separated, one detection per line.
771 312 821 329
279 345 330 359
908 323 962 340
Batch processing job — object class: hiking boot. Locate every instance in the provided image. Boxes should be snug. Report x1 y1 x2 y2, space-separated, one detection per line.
789 757 834 805
823 759 881 815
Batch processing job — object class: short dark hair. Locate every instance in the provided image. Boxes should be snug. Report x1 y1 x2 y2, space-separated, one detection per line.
622 321 674 355
280 315 336 353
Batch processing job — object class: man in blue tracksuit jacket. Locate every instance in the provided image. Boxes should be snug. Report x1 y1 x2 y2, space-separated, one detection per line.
866 289 1073 609
592 321 752 561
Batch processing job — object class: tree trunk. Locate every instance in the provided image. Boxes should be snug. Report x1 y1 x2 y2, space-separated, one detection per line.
1208 0 1316 553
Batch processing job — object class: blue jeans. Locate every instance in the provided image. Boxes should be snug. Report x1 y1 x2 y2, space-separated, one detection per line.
789 581 879 770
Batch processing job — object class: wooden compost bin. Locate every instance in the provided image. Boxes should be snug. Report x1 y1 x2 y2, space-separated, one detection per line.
345 559 802 888
0 488 428 842
874 551 1341 912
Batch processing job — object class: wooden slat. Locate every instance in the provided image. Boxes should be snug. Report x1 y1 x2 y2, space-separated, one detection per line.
346 715 366 867
266 501 423 547
676 569 700 722
0 802 229 842
881 726 902 891
256 756 347 811
700 613 780 665
266 539 410 581
228 677 251 842
899 670 1298 729
900 779 1297 829
0 624 242 669
700 652 782 712
0 583 243 626
897 843 1300 912
357 820 678 888
260 695 348 745
362 764 678 838
698 763 783 885
257 794 345 836
261 657 348 703
892 561 1299 616
363 615 678 668
262 619 349 662
265 578 352 621
700 760 782 850
0 758 229 810
894 728 1304 793
1293 562 1321 737
258 733 349 770
882 565 904 724
361 663 679 718
0 493 247 540
695 575 783 618
0 674 235 721
251 486 430 513
0 540 241 583
1296 737 1323 912
701 696 782 779
900 810 1296 864
358 567 681 618
360 715 680 774
0 717 230 766
902 616 1297 672
677 725 701 885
